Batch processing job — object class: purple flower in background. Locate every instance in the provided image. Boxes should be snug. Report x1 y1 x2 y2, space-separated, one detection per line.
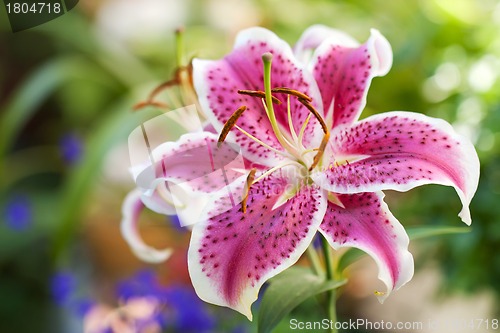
50 271 76 305
59 132 83 164
162 286 216 333
170 214 187 233
312 234 323 249
73 298 95 318
116 269 159 300
116 270 216 333
3 195 32 231
50 270 95 320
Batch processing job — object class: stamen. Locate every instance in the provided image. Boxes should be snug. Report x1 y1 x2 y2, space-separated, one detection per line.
286 95 299 143
133 78 179 111
271 87 312 102
133 64 196 111
133 100 170 111
298 113 312 147
252 160 303 184
237 90 281 104
297 98 328 134
218 105 247 147
300 147 318 157
290 97 330 171
309 132 330 171
234 125 288 157
241 168 257 213
152 76 181 99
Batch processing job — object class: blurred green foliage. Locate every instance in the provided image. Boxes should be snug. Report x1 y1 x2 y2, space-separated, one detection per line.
1 0 499 332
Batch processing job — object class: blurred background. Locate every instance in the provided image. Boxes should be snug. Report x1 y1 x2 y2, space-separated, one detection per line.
1 0 499 332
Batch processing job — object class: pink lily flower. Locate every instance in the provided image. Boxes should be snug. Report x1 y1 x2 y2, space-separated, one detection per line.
122 25 479 320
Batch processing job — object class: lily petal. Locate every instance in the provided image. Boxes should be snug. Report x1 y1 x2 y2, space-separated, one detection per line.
319 192 414 301
188 175 327 320
121 189 172 263
193 27 324 167
140 178 214 228
310 29 392 128
134 132 248 226
312 111 480 225
136 132 245 193
294 24 359 64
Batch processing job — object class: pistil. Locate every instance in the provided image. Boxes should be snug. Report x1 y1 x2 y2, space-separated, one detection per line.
261 53 300 157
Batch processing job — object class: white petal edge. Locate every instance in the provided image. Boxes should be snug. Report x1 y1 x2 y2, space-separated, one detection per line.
294 24 359 63
368 28 393 77
121 189 172 263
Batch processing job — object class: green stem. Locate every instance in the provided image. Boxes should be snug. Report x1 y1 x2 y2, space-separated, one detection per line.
322 237 338 333
306 246 324 278
174 27 200 110
175 27 185 67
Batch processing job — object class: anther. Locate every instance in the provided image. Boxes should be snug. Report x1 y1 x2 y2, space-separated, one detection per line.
271 87 312 102
242 168 257 213
237 90 281 104
218 105 247 147
297 98 328 134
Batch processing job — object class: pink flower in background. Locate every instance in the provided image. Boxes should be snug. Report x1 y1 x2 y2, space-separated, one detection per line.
122 25 479 320
83 297 162 333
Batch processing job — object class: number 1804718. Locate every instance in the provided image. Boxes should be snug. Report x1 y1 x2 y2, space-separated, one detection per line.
6 2 62 14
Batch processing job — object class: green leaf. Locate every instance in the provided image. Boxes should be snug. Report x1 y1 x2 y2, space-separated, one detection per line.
258 267 346 333
0 56 109 187
406 225 470 240
338 225 471 271
337 248 365 273
0 57 97 156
